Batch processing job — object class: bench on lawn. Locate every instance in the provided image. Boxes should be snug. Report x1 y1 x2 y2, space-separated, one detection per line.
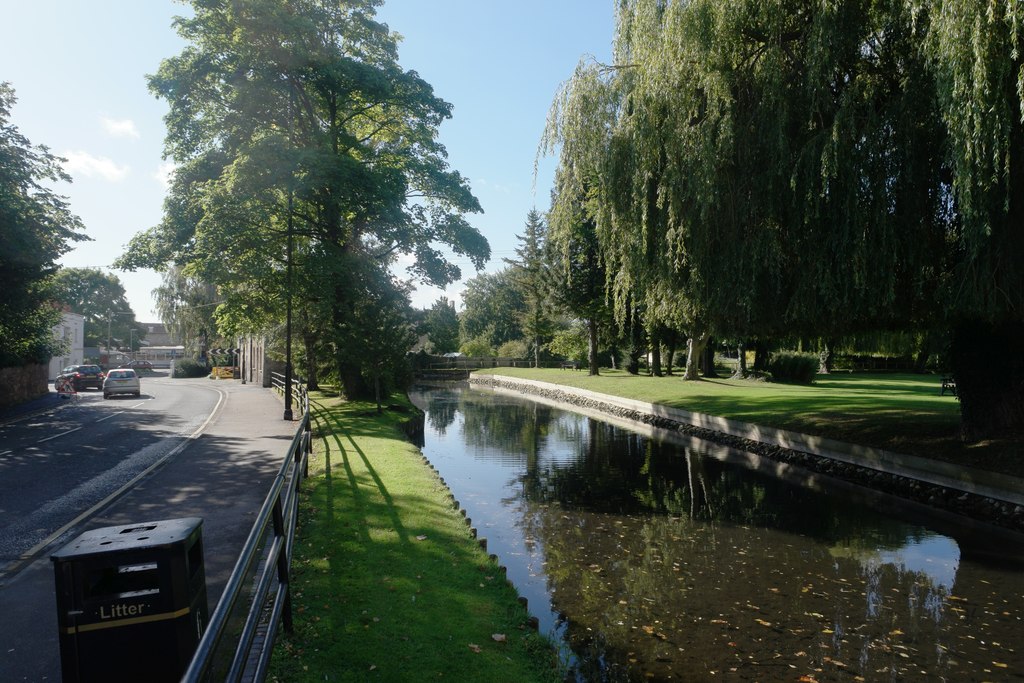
941 375 957 396
559 361 580 370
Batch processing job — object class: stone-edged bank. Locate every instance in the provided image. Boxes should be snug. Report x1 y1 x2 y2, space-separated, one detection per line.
469 374 1024 535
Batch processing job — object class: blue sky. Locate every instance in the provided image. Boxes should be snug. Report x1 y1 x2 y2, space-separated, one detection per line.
1 1 614 321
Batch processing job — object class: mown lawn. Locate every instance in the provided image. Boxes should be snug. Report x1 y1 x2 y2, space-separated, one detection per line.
476 368 1024 477
269 392 564 683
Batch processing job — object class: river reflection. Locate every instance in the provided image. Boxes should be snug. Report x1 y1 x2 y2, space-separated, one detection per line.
409 384 1024 682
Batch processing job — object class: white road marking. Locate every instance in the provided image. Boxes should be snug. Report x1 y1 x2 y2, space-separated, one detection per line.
37 427 82 443
2 386 226 580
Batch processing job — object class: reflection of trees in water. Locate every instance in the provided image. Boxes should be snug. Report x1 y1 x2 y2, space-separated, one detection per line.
457 391 557 462
421 386 1024 680
526 505 1024 682
422 388 459 435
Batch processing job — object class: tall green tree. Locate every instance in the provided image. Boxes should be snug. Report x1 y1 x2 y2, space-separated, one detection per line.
459 270 526 353
547 179 610 375
505 210 555 367
919 0 1024 438
0 83 89 367
153 266 222 360
546 1 1024 439
424 296 460 353
51 267 142 350
117 0 489 399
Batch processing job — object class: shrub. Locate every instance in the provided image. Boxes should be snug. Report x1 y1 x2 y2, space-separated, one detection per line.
768 351 819 384
548 326 588 365
459 334 493 358
496 339 529 359
173 359 209 378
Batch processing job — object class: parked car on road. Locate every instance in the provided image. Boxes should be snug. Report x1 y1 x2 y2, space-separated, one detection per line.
120 359 154 372
102 368 141 399
59 365 105 391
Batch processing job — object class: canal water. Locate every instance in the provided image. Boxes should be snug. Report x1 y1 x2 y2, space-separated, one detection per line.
409 383 1024 682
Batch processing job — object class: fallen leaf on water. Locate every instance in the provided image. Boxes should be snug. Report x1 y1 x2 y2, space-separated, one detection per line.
468 643 482 653
755 618 772 627
994 662 1009 668
415 535 428 541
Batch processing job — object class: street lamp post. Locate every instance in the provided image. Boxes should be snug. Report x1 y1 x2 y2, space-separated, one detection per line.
283 188 294 421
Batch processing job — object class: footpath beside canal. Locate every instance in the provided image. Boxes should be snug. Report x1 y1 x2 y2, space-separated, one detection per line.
469 373 1024 534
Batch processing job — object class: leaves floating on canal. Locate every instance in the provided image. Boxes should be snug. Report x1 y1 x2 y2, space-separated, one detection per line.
411 385 1024 681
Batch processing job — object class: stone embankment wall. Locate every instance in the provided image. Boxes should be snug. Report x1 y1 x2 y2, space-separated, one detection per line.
469 374 1024 534
0 364 48 412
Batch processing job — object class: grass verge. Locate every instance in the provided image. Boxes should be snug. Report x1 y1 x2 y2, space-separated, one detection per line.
268 391 563 683
476 368 1023 477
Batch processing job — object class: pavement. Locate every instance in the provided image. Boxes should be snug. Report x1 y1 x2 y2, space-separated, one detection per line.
0 378 299 682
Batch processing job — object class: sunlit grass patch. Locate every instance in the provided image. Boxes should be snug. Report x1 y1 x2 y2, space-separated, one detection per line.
269 391 563 683
477 368 1022 476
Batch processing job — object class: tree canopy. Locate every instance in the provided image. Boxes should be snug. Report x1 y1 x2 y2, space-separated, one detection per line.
544 0 1024 439
0 83 89 367
117 0 490 397
51 267 142 350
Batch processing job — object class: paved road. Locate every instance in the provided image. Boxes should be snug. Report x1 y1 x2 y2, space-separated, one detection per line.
0 376 220 570
0 376 298 682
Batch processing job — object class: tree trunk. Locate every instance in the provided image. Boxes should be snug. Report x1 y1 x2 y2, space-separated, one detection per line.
737 342 747 376
684 333 709 380
665 335 677 376
587 317 600 376
374 372 382 413
650 339 662 377
303 330 319 391
752 339 771 373
950 320 1024 441
818 338 837 374
702 337 719 378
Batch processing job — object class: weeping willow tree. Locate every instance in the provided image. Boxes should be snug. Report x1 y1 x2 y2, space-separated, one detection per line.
918 0 1024 439
545 0 1024 440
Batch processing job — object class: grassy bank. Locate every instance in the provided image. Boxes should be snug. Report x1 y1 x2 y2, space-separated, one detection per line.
269 392 562 682
475 368 1023 477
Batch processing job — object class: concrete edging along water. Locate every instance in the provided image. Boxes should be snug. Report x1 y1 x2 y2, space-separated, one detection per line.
468 373 1024 533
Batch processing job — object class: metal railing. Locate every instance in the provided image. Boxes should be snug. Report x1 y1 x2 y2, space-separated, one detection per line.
183 377 312 682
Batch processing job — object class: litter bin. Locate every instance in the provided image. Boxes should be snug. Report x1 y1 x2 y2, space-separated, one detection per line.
51 518 209 683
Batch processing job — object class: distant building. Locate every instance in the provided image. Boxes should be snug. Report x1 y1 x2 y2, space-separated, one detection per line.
49 312 85 380
140 322 177 347
133 322 185 367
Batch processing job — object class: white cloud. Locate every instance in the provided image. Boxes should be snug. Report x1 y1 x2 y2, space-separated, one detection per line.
154 160 177 189
475 177 513 195
62 150 130 182
101 117 140 139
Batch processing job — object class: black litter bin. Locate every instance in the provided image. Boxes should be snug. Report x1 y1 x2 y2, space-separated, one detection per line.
51 517 209 683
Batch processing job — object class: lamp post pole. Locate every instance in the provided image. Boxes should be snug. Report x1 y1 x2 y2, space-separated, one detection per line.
106 310 112 367
283 187 294 421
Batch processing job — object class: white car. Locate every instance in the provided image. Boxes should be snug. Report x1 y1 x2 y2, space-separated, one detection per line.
102 368 141 399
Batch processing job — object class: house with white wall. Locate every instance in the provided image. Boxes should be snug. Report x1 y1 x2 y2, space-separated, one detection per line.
49 312 85 380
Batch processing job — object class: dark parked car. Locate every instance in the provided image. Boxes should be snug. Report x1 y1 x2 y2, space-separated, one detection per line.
59 365 105 391
121 359 154 372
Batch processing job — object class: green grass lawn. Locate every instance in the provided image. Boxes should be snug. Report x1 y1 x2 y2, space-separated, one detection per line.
476 368 1024 477
269 392 563 683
